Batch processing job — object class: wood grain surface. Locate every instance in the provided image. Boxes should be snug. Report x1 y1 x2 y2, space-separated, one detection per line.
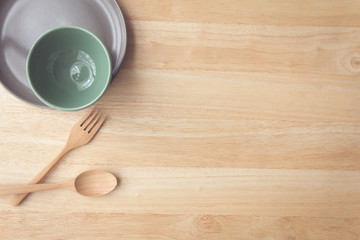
1 0 360 239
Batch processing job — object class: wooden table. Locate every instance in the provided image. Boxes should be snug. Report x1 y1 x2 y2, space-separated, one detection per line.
1 0 360 239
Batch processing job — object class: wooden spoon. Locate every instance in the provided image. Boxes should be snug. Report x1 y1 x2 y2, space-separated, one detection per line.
0 170 117 197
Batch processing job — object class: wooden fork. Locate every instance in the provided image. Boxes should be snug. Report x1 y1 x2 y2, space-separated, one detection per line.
10 108 106 206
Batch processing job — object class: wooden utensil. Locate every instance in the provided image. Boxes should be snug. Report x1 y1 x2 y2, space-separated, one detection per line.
10 108 106 206
0 170 117 197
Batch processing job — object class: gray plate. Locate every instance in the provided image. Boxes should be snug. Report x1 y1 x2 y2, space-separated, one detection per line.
0 0 126 108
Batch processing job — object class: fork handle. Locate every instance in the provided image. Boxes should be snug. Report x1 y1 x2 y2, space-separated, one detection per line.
9 145 71 206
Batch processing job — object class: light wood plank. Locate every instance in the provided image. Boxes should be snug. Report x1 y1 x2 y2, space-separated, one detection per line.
0 167 359 218
118 0 360 27
123 21 360 76
1 213 359 240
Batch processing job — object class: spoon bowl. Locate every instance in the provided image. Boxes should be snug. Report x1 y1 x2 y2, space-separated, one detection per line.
74 170 118 197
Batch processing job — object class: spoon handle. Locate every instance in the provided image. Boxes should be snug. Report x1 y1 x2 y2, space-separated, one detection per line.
0 183 64 196
9 146 71 206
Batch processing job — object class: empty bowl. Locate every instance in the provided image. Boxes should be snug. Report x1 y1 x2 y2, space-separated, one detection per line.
27 26 112 111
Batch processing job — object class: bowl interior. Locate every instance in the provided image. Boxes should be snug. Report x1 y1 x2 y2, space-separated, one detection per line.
27 27 111 110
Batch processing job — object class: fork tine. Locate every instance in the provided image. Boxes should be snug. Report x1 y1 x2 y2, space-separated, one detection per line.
81 109 100 129
77 108 97 126
84 111 101 131
88 116 106 134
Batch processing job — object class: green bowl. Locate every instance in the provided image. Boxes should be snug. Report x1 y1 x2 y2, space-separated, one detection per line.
27 26 112 111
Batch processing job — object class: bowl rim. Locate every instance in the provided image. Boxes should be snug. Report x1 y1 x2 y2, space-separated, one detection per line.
26 25 112 111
